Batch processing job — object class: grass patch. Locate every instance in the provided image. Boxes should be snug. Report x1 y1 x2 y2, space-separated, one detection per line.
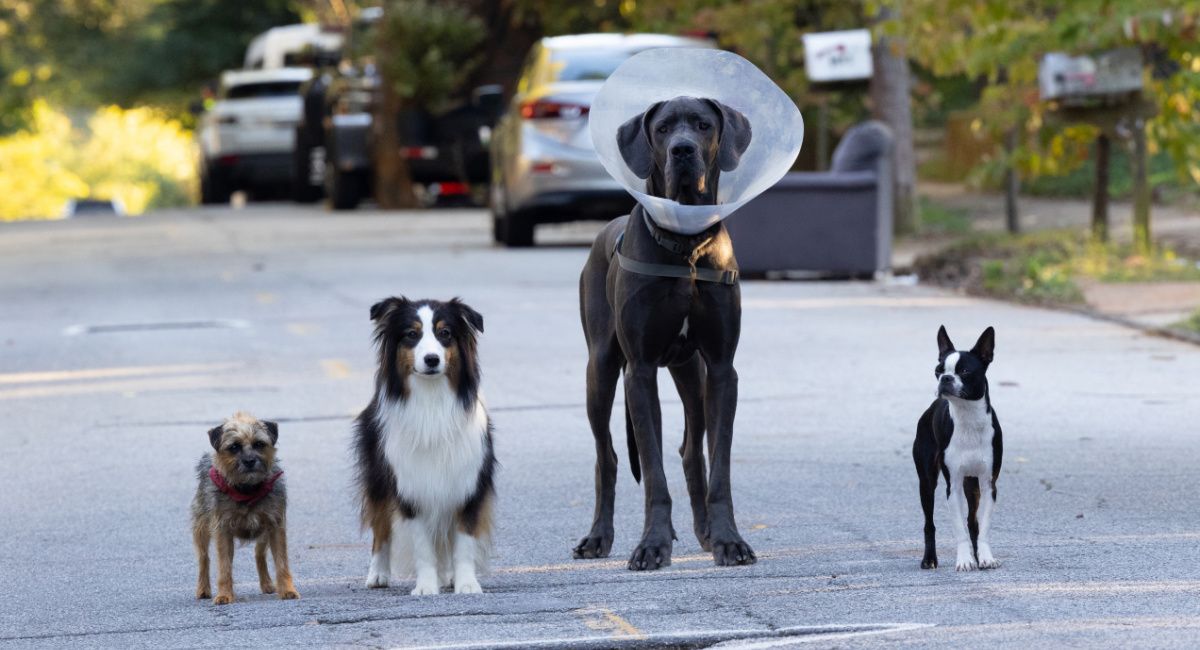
1173 308 1200 333
914 230 1200 306
917 196 972 235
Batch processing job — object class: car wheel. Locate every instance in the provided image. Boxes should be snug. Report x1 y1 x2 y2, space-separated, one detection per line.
327 165 364 211
502 209 535 248
200 163 232 205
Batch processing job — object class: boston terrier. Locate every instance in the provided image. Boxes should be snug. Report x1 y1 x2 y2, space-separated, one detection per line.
912 326 1003 571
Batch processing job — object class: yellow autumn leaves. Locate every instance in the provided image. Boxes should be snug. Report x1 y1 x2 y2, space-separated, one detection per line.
0 101 197 220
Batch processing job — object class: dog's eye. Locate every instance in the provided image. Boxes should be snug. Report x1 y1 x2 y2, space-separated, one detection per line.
437 328 451 339
228 443 241 453
252 441 266 450
697 121 711 131
656 124 668 134
405 330 420 340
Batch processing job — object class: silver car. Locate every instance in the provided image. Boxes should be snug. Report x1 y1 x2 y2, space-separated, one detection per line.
489 33 714 247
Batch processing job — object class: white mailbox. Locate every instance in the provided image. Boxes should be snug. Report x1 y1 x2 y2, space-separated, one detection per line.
1039 48 1144 106
803 29 873 83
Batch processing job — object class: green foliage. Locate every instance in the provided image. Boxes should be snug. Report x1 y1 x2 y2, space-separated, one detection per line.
0 102 196 220
915 229 1200 305
0 0 301 132
374 0 486 110
887 1 1200 189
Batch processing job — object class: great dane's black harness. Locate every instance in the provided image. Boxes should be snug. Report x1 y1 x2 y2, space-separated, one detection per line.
613 216 738 285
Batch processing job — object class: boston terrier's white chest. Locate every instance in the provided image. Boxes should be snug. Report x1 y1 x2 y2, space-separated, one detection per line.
943 398 994 478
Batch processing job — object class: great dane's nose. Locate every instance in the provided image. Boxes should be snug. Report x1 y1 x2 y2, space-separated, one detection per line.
670 142 696 158
423 354 440 368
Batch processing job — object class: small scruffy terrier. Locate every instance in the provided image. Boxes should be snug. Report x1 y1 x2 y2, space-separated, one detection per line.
192 412 299 604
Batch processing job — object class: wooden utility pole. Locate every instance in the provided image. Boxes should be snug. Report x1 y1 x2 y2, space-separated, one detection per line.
1003 127 1020 234
1092 133 1110 243
1132 117 1151 252
869 12 918 235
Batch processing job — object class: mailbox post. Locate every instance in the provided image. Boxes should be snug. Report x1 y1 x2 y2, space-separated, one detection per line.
1039 47 1154 246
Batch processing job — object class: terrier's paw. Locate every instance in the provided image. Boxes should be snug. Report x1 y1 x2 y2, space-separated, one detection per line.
279 589 300 600
920 556 938 570
196 587 212 600
213 593 235 605
454 579 483 594
260 582 276 595
365 569 390 589
410 579 440 596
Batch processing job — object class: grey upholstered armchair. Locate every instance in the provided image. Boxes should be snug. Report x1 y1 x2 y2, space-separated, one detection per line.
726 120 895 277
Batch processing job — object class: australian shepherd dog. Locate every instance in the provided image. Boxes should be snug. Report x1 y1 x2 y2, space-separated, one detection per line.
353 296 496 595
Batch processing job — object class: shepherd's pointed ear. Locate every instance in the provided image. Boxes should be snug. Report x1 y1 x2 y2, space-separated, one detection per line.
207 425 224 450
262 420 279 445
369 296 407 322
937 325 955 358
617 101 663 179
702 99 752 172
972 327 995 364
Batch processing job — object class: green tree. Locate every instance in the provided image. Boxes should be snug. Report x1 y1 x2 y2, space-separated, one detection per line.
372 0 485 208
886 0 1200 248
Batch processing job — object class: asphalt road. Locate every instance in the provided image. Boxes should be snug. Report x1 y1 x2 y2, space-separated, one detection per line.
1 205 1198 649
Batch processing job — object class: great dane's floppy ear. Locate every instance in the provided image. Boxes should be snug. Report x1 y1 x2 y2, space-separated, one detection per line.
369 296 408 322
971 327 995 365
936 325 955 359
702 99 752 172
616 101 663 179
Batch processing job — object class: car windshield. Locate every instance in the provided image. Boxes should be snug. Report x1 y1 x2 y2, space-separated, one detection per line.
224 82 303 99
550 49 642 82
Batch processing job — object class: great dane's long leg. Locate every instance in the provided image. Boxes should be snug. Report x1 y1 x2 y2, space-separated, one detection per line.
669 353 710 551
625 360 675 570
694 287 755 567
573 338 623 559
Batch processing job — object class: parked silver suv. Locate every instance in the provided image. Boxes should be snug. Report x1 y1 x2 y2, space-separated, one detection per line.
489 33 713 246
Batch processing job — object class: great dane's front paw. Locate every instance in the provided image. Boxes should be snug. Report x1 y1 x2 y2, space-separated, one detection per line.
711 535 756 567
573 532 613 559
627 537 672 571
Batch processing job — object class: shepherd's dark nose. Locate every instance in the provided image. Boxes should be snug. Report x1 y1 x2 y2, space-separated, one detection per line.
424 354 440 368
670 142 696 158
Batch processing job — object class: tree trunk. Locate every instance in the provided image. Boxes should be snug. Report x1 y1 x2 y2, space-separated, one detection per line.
1092 133 1110 243
1132 118 1151 252
870 34 918 235
374 11 418 210
1003 127 1020 234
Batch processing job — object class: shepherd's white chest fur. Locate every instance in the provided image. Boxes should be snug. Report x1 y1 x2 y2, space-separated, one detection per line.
943 397 994 477
376 377 489 516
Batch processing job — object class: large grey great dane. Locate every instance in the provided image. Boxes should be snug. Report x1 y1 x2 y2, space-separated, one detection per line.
575 96 756 570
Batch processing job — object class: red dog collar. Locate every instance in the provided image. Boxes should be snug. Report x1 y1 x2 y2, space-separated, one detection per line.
209 467 283 505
